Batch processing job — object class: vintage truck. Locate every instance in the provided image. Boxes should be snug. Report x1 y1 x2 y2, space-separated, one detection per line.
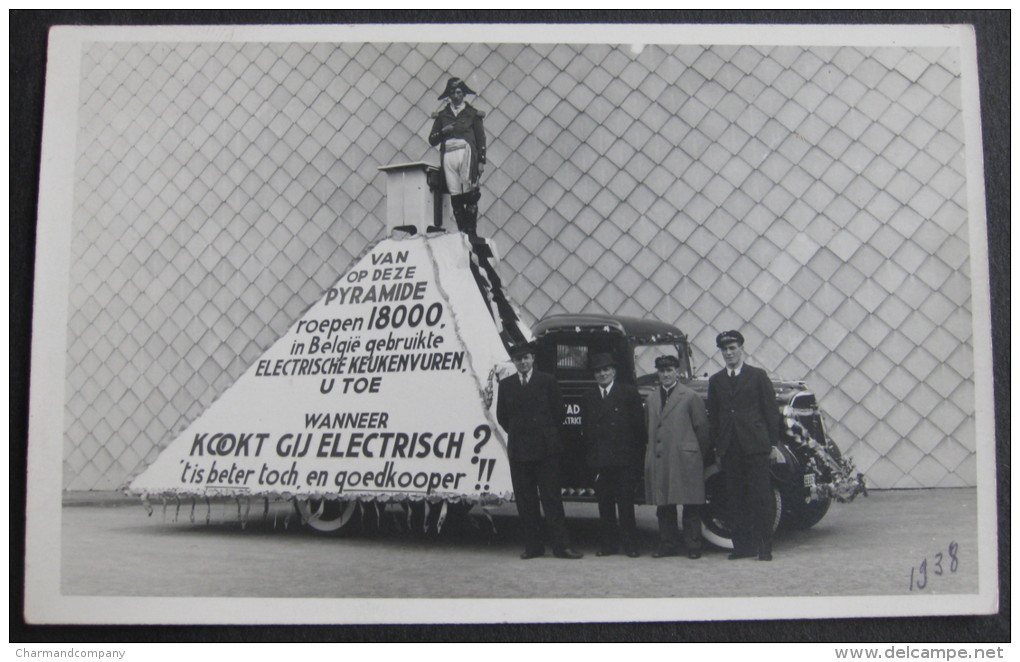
296 311 866 546
531 313 867 548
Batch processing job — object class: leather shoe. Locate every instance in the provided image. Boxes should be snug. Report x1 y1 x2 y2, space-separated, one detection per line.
595 547 618 557
520 549 544 560
625 549 641 558
757 551 773 561
727 550 754 560
687 550 702 560
651 547 680 558
553 548 584 559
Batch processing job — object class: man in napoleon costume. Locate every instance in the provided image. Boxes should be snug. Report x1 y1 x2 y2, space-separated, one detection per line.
496 341 583 560
581 353 646 557
428 77 486 237
644 354 712 559
706 330 783 561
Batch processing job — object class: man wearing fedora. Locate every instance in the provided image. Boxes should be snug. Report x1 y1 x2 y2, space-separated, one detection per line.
707 330 783 561
581 353 646 557
428 76 486 237
644 354 712 559
496 341 583 559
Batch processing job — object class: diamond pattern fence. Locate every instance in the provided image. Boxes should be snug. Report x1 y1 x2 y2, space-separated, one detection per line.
66 40 973 490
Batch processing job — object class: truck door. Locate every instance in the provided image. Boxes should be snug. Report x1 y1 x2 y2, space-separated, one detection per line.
535 333 626 495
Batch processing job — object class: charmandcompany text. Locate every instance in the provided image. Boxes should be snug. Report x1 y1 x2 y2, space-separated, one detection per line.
16 651 125 660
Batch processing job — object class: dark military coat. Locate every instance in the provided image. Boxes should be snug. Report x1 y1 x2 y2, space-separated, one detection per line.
428 102 486 185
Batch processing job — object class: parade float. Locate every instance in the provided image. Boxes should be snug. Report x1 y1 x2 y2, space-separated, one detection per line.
130 162 865 545
130 227 525 532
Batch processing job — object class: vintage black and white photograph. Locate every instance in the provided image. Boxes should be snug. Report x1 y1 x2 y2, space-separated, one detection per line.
21 18 1002 628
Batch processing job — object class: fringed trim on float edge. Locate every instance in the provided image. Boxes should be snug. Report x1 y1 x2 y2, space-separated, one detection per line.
128 488 511 533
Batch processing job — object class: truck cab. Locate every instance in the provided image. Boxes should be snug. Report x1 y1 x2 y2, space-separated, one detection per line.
532 313 692 496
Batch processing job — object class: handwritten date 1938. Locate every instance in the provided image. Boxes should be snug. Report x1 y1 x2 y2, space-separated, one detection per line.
909 541 959 591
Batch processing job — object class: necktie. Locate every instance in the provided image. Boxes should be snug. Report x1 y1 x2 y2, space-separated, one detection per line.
602 388 608 399
521 374 528 387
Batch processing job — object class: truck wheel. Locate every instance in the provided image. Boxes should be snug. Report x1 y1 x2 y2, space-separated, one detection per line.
294 498 358 534
781 496 831 530
702 468 733 548
701 466 783 550
441 501 475 532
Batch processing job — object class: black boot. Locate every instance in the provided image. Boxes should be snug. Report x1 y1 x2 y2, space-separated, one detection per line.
450 194 469 234
462 189 480 238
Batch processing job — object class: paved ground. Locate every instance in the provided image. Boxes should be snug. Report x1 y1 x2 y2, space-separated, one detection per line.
58 488 981 600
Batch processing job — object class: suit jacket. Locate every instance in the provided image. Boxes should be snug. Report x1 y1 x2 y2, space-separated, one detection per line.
496 369 565 462
581 383 646 469
707 363 782 457
644 382 710 505
428 102 486 184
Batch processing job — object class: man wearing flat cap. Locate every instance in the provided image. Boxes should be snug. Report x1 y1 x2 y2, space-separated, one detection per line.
707 330 783 561
496 341 583 559
581 353 646 557
428 77 486 237
644 354 712 559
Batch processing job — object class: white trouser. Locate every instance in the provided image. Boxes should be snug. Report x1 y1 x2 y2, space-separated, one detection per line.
442 139 473 195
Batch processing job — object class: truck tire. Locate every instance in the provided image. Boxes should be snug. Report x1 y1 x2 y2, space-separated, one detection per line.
781 496 831 530
294 498 358 534
701 465 783 550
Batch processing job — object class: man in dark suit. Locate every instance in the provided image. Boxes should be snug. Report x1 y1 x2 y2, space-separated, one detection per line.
707 330 784 561
496 341 583 560
581 353 646 558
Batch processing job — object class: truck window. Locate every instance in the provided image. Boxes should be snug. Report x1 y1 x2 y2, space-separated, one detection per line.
556 344 589 371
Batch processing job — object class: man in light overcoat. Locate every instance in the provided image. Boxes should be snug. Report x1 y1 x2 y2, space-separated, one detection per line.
644 354 711 559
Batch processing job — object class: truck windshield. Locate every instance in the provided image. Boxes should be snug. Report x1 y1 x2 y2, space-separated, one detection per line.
633 344 691 383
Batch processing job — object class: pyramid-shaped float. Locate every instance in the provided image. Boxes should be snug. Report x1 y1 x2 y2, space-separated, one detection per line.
130 233 525 507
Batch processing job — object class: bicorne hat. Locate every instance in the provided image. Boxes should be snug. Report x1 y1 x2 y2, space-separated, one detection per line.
438 77 476 100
